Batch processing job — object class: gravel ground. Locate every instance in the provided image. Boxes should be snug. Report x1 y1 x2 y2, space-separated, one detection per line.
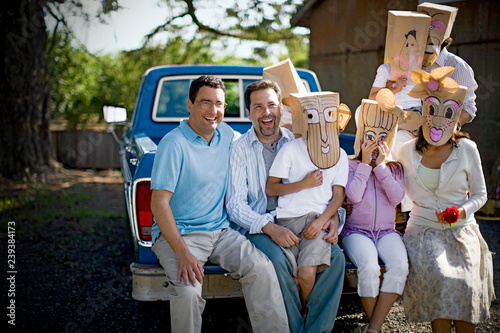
1 168 498 332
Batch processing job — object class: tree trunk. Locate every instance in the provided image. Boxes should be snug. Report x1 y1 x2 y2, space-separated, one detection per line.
0 0 52 178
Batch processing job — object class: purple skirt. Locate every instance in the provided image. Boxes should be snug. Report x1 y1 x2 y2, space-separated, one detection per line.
340 224 400 244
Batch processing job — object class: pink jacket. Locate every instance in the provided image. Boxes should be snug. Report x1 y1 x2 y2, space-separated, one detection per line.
345 160 405 231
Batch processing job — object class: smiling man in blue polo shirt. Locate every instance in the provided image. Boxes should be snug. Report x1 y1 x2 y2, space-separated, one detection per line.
150 75 288 333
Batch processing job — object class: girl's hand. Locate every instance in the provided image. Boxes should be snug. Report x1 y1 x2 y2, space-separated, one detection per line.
361 140 377 165
375 142 389 165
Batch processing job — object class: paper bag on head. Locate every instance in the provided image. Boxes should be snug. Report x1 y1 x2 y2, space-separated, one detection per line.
376 88 424 131
263 58 307 107
384 11 431 82
408 67 467 146
289 92 351 169
354 99 397 159
354 89 423 159
417 2 458 68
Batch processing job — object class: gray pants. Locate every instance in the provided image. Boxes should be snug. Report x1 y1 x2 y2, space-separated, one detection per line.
152 228 289 333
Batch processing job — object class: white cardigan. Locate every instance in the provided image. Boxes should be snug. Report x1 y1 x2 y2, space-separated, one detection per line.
397 138 487 230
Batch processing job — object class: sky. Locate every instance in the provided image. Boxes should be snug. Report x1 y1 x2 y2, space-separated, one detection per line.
59 0 281 59
65 0 170 54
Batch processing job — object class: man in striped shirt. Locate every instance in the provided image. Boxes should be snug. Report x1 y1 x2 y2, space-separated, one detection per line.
226 79 345 333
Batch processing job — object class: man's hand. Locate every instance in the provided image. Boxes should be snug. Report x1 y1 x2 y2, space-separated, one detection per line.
322 214 339 245
151 189 204 286
458 110 472 129
262 222 300 248
176 250 204 287
385 75 407 94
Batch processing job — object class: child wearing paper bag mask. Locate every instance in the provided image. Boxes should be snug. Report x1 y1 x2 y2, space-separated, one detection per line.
342 90 410 333
265 92 350 317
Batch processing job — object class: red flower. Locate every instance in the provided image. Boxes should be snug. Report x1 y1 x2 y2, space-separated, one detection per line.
441 206 460 225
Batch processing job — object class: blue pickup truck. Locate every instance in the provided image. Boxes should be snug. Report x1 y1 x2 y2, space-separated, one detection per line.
104 64 357 301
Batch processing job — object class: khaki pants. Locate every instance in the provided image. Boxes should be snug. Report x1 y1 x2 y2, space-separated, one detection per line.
153 228 289 333
277 212 331 277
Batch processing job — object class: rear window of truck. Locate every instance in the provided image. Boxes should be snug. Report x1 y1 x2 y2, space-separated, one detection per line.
151 75 311 122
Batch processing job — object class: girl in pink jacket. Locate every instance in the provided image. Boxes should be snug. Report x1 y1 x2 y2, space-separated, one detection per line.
342 98 408 333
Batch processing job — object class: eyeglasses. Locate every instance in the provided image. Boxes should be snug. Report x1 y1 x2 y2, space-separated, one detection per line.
195 100 226 110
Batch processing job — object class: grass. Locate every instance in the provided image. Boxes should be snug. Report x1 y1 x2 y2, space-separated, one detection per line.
0 177 125 233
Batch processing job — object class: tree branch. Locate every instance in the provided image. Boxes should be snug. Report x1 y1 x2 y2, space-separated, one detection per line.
146 0 297 46
142 11 190 45
184 0 238 38
45 2 71 54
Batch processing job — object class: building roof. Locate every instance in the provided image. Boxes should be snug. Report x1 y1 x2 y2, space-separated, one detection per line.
291 0 323 27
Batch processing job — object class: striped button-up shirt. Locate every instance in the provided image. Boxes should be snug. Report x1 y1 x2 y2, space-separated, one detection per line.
426 47 478 121
226 126 295 234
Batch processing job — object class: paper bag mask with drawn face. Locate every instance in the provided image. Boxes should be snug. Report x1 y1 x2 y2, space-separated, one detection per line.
384 11 431 81
408 66 467 146
417 2 458 68
354 89 424 159
354 94 400 160
376 88 424 132
263 58 307 107
263 59 307 129
289 92 350 169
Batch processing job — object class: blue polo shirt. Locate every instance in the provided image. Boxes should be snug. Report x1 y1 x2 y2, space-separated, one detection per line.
151 119 235 242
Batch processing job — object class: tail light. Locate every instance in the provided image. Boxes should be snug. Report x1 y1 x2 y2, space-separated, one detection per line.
136 181 153 241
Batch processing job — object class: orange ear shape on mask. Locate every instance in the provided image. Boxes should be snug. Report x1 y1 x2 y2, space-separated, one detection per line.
337 103 351 132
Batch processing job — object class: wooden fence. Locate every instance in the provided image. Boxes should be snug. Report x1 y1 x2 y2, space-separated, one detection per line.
52 130 121 169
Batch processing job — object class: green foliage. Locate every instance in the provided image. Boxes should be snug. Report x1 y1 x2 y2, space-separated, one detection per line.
282 34 309 68
48 32 122 128
114 36 217 114
47 0 310 128
151 0 308 65
119 35 215 70
0 177 39 214
47 33 218 127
